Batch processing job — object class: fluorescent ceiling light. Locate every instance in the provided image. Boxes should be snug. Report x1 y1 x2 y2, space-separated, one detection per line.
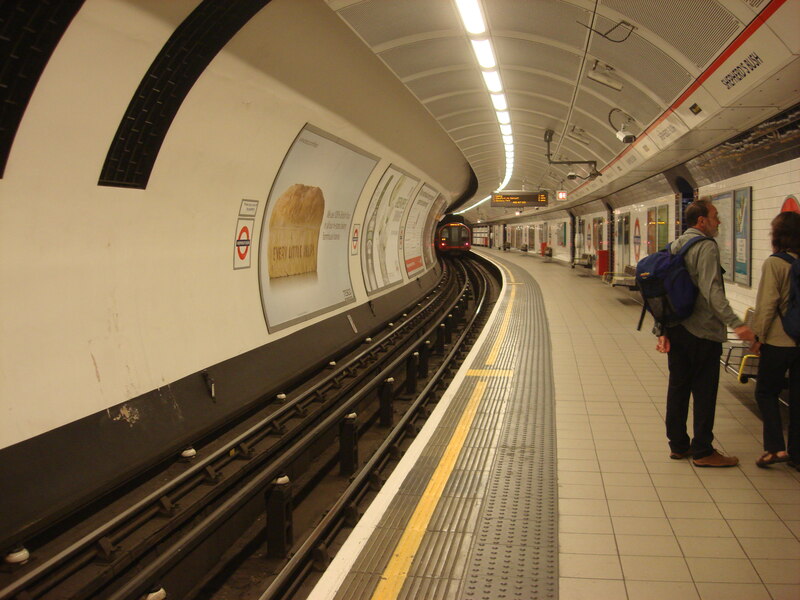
455 0 486 34
470 39 496 69
502 134 513 144
455 194 491 214
496 110 510 124
491 93 507 111
482 70 502 93
498 168 513 190
500 124 512 135
504 143 514 151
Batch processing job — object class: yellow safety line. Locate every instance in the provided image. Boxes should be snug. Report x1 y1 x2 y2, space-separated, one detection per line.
485 283 516 366
466 369 514 377
370 380 488 600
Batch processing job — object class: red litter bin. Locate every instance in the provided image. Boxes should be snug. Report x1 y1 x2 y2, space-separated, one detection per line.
595 250 609 276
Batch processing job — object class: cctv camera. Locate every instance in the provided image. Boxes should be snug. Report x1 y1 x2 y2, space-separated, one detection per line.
616 129 635 143
567 172 577 180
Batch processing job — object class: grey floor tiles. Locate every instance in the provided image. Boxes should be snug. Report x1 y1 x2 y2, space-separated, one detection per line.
486 248 800 600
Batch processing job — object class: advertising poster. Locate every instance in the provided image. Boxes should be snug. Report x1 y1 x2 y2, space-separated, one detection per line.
711 192 734 282
362 166 420 294
404 184 437 276
734 187 751 286
258 125 378 331
423 194 447 268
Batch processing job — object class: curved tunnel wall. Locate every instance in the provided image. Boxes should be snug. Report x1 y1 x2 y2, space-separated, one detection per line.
0 0 472 545
0 0 469 451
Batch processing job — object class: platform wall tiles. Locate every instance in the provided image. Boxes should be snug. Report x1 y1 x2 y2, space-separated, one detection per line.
699 157 800 323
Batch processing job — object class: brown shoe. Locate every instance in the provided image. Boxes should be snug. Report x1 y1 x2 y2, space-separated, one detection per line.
669 451 691 460
693 450 739 468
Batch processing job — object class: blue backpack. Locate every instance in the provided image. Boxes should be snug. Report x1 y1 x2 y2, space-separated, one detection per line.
635 235 714 330
772 252 800 343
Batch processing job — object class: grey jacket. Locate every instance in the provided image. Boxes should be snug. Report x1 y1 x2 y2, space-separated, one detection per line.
669 228 744 342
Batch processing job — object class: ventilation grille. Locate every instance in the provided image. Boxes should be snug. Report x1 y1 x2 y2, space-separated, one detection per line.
98 0 271 189
601 0 743 69
590 15 692 104
338 0 457 48
0 0 84 177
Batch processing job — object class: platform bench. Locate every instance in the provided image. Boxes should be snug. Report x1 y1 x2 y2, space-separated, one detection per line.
609 265 638 290
572 253 591 269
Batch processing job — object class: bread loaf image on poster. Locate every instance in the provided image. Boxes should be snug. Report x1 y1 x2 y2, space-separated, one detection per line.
268 184 325 278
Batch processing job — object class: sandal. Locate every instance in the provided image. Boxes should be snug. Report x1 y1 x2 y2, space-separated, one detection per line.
756 452 790 468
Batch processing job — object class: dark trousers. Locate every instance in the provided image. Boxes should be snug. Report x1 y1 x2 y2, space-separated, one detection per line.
665 325 722 458
755 343 800 458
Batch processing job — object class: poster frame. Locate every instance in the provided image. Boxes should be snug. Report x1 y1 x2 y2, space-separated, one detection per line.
733 187 752 286
258 123 378 332
710 191 734 282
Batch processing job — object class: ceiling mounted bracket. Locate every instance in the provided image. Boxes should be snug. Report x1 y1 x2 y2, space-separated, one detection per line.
577 19 636 43
543 129 602 179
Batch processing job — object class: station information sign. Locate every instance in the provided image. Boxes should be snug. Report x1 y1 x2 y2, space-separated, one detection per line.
491 191 548 207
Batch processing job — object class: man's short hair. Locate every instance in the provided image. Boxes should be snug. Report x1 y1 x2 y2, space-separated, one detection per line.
685 200 712 228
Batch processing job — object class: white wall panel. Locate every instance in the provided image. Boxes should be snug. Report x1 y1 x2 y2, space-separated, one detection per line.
0 0 468 449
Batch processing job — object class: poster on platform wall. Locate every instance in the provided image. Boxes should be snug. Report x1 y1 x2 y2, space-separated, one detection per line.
362 165 420 294
404 184 437 276
423 194 447 267
711 191 734 282
734 187 751 286
258 125 378 331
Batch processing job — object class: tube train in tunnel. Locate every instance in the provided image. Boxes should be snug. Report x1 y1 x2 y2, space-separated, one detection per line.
436 215 473 255
0 0 798 586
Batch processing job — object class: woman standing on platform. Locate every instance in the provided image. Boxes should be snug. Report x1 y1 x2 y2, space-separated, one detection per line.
751 211 800 469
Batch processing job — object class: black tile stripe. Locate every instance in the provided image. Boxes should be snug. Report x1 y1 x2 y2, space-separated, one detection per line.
0 0 85 177
98 0 271 189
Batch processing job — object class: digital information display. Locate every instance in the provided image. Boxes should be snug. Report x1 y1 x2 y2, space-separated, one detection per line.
491 191 548 207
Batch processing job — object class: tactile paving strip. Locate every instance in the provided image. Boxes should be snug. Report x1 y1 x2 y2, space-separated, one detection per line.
331 261 557 599
458 266 558 600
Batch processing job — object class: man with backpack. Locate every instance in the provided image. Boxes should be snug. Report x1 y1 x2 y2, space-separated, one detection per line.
654 201 755 467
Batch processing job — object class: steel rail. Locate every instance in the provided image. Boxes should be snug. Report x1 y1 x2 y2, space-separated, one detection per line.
0 265 459 600
258 257 491 599
103 261 472 599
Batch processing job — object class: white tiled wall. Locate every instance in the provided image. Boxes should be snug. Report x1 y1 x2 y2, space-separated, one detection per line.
700 157 800 320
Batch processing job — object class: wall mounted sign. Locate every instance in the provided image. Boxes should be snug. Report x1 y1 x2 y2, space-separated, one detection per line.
491 191 548 207
234 219 254 269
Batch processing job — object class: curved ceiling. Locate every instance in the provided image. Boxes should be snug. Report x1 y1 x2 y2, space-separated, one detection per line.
326 0 799 221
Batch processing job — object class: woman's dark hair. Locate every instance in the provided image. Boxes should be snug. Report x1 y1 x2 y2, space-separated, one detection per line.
684 200 712 228
771 211 800 253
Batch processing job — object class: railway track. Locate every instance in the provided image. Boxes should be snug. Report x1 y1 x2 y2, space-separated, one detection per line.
0 254 500 600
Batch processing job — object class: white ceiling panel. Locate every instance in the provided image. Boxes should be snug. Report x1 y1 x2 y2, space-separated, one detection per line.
327 0 796 222
440 109 498 131
600 0 744 69
486 0 589 46
496 37 582 77
405 70 485 102
378 37 472 79
338 0 459 47
588 17 693 103
503 71 574 104
425 91 492 118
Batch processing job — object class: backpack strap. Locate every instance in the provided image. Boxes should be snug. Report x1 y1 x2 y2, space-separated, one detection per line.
675 234 714 257
772 251 796 265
